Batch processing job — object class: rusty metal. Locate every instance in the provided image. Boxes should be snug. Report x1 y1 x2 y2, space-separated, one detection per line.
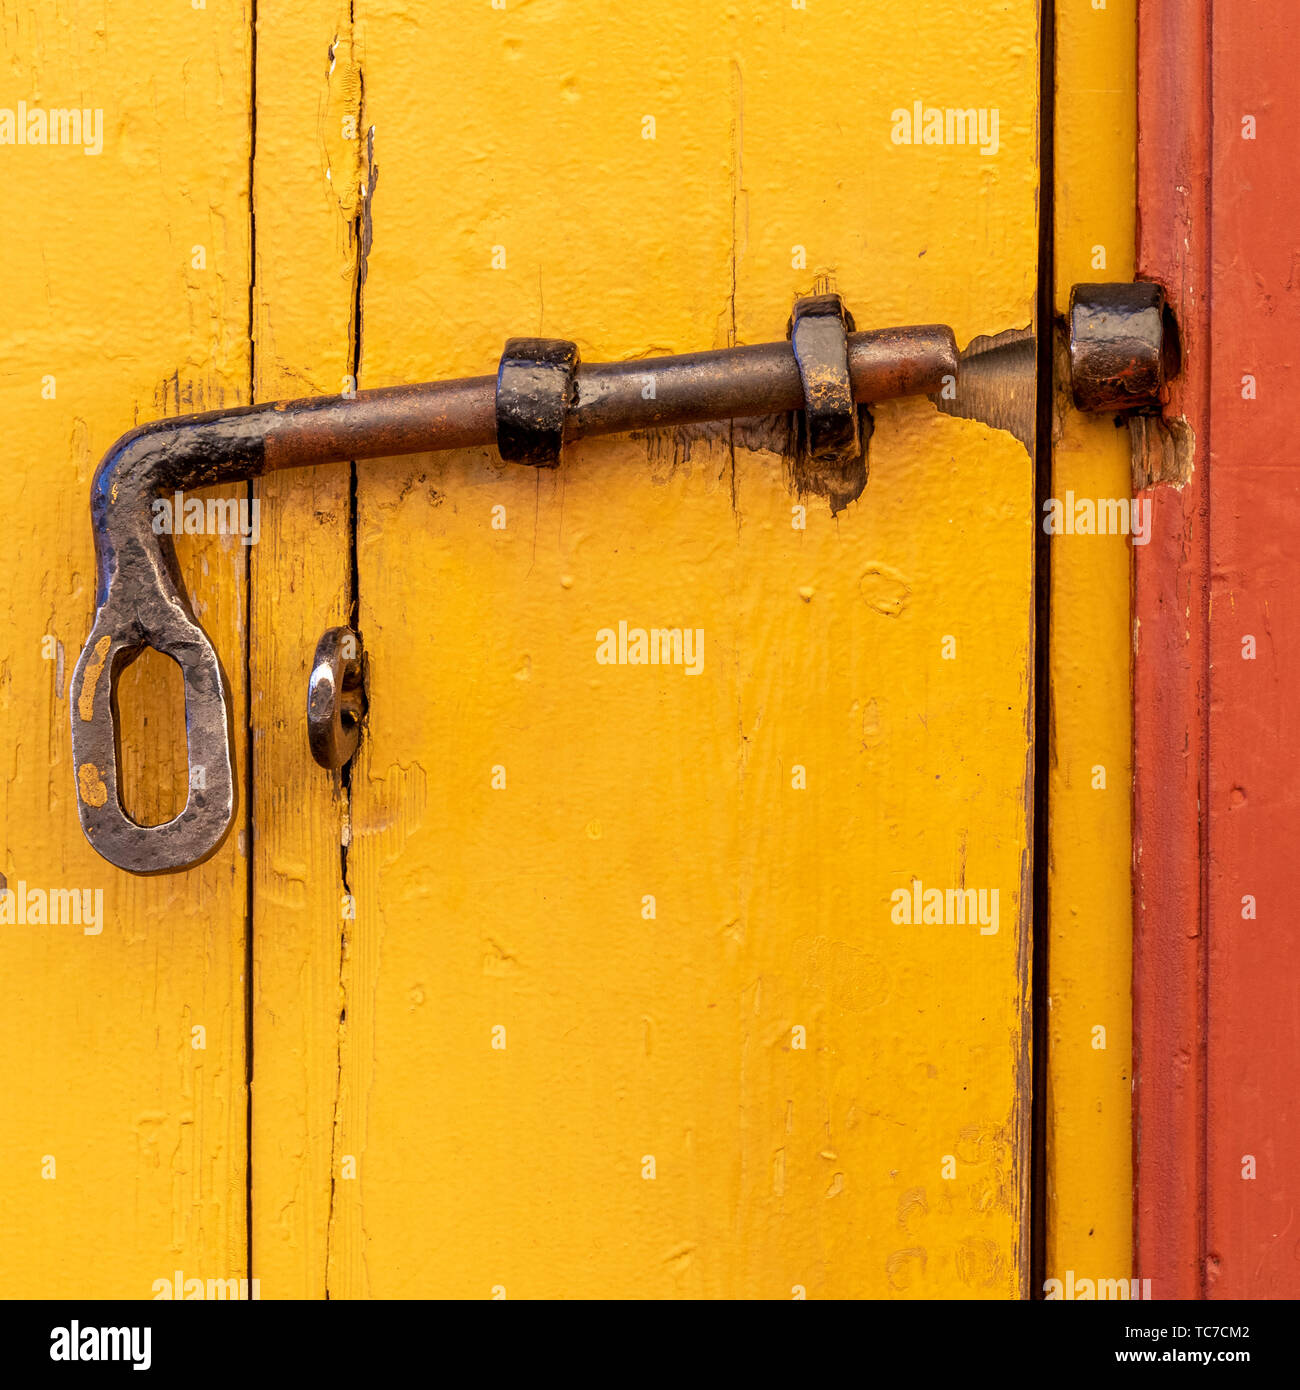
1068 281 1180 414
932 326 1038 455
307 626 367 771
68 313 960 874
788 293 869 511
936 281 1183 450
496 337 580 467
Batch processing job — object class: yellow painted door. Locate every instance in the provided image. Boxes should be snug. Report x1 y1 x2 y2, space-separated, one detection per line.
2 0 1073 1300
0 7 253 1295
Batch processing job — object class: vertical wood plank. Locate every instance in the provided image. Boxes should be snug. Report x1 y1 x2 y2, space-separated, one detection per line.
248 0 364 1298
1044 0 1137 1291
338 0 737 1298
727 0 1039 1298
0 2 252 1295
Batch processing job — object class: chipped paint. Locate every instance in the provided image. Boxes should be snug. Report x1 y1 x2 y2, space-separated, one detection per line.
75 633 112 722
1129 412 1196 490
76 762 108 808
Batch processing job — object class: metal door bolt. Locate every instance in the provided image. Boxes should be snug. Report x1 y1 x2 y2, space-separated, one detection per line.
68 283 1177 874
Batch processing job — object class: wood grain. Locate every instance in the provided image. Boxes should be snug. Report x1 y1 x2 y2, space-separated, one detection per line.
0 2 251 1296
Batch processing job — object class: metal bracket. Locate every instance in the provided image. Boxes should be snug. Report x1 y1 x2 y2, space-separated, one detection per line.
788 293 870 511
496 337 580 467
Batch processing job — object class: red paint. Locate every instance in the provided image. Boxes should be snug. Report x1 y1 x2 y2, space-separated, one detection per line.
1133 0 1211 1302
1135 0 1300 1297
1203 0 1300 1299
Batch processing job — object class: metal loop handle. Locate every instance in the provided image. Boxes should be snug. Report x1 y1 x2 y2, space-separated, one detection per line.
70 596 234 875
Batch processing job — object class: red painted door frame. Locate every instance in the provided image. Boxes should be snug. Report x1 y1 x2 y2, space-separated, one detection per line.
1134 0 1300 1299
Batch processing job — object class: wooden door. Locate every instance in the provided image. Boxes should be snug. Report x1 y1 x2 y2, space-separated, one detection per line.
0 0 1070 1300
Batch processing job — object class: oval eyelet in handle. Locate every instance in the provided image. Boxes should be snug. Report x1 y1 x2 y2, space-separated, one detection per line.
69 600 235 875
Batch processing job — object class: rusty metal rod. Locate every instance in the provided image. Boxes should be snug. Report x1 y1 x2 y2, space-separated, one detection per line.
72 319 957 877
257 324 957 470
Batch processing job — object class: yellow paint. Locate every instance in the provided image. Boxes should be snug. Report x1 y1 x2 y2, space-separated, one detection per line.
0 3 251 1295
2 0 1073 1300
76 634 112 722
258 0 1040 1299
1044 0 1136 1286
248 0 359 1299
76 764 108 809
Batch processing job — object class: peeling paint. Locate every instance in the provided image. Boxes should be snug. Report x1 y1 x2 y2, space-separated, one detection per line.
77 762 107 808
76 633 111 722
1129 411 1196 489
